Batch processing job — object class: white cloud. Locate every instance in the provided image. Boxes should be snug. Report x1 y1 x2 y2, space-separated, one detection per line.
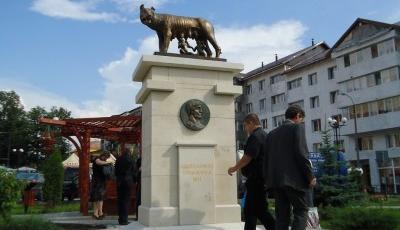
1 20 306 117
30 0 167 22
112 0 167 13
216 20 307 72
30 0 123 22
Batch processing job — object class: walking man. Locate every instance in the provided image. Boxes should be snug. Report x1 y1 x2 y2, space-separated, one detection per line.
228 113 275 230
115 148 136 225
264 105 316 230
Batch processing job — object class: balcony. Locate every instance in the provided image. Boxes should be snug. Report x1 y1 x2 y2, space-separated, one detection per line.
336 51 400 83
340 110 400 135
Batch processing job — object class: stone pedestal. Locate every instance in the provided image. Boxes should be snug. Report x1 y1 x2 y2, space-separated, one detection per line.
131 55 243 228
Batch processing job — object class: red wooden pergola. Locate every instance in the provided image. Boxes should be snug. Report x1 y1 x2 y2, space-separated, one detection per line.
39 114 141 215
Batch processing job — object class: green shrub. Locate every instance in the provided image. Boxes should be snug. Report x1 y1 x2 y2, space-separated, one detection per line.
42 148 64 207
0 217 62 230
325 207 400 230
0 169 23 222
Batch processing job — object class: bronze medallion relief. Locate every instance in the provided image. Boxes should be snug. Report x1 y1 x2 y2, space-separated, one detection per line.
180 99 210 131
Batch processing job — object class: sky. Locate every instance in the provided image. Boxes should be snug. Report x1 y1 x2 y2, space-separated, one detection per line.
1 0 400 118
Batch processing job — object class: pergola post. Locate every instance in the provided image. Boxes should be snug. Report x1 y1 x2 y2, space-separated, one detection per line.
79 130 91 215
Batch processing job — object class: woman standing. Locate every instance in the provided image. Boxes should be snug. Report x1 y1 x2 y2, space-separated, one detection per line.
90 152 111 219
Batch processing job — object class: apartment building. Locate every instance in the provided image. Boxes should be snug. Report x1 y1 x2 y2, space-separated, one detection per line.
235 18 400 193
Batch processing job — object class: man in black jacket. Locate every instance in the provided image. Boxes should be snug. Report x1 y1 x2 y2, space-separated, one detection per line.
228 113 275 230
115 148 136 225
264 105 316 230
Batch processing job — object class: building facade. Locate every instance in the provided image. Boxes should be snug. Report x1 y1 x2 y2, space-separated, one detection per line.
235 18 400 193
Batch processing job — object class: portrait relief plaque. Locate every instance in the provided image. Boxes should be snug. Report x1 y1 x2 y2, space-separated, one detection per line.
180 99 210 131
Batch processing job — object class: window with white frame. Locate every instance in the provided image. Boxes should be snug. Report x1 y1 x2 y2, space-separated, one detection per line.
246 103 253 113
311 119 321 132
287 78 302 90
330 91 338 104
259 98 266 111
259 80 265 91
308 73 318 86
312 143 322 152
273 115 285 127
310 96 319 108
358 137 374 150
270 75 284 85
261 119 268 129
245 84 252 95
289 100 304 108
328 66 336 80
271 93 285 105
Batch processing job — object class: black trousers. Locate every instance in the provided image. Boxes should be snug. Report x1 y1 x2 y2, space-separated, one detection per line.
244 179 275 230
274 186 308 230
117 182 132 224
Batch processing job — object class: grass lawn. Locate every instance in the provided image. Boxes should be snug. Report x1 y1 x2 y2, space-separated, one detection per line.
11 201 80 215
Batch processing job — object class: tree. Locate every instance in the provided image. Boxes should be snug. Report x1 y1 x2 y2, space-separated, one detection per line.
0 169 23 222
314 129 365 207
0 91 30 167
0 91 73 169
42 148 64 207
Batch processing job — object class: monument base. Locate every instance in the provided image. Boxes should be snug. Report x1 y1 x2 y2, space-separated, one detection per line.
123 222 265 230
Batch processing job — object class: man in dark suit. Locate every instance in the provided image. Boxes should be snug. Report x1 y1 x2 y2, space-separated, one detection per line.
264 105 316 230
115 148 136 225
228 113 275 230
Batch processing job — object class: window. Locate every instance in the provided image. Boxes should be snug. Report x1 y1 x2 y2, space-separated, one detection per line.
259 80 265 91
331 114 342 122
246 103 253 113
312 119 321 132
328 66 336 80
287 78 302 90
344 54 350 67
310 96 319 108
330 91 338 104
358 137 373 150
378 40 395 56
235 101 241 112
378 100 386 114
312 143 321 152
396 38 400 51
245 84 252 95
385 98 393 113
271 93 285 105
362 103 369 117
389 67 399 81
259 99 266 111
308 73 318 85
289 100 304 108
261 119 268 129
395 133 400 147
355 104 364 118
386 135 393 148
273 115 285 127
374 72 382 86
393 96 400 111
270 75 284 85
371 44 378 58
236 121 241 131
369 101 378 116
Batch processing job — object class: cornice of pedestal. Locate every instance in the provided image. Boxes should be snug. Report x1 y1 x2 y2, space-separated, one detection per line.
132 55 244 82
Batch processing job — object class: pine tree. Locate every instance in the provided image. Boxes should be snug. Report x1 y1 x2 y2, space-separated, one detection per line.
314 130 364 207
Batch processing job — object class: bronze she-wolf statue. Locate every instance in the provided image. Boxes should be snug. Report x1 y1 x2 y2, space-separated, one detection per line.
140 4 221 58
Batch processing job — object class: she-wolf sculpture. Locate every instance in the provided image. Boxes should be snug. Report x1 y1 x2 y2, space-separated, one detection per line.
140 4 221 58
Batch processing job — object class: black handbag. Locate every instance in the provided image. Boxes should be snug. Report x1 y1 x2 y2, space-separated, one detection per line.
102 164 114 179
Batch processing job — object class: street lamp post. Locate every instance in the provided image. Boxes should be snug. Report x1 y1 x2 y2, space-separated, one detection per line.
339 92 360 168
327 116 348 148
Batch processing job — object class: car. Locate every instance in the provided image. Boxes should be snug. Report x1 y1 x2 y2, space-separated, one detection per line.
15 170 45 201
62 168 79 201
